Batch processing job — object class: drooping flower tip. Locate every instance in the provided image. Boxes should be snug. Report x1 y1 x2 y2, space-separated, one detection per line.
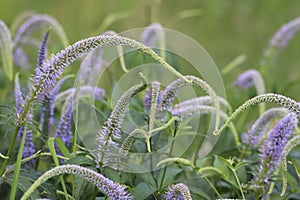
235 69 259 89
166 183 192 200
270 16 300 49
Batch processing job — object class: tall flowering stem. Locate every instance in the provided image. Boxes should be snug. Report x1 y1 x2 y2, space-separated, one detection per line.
146 81 161 152
95 73 147 166
215 93 300 135
256 112 298 190
0 34 185 176
21 164 132 200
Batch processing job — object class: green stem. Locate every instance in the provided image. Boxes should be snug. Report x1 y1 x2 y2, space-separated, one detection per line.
203 176 222 199
10 127 27 200
231 168 245 199
0 127 19 176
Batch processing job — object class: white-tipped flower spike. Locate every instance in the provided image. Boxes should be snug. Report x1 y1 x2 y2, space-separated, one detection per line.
96 78 147 166
13 14 68 48
21 164 133 200
161 75 220 132
235 69 265 95
270 16 300 49
216 93 300 135
166 183 192 200
0 20 13 80
243 108 288 148
32 34 187 101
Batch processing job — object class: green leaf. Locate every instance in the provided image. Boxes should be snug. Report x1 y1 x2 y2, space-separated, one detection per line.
74 176 88 200
133 182 156 200
157 166 182 189
110 161 156 187
6 173 40 199
49 137 71 159
64 155 95 167
290 157 300 178
47 137 70 199
213 156 238 189
280 169 296 191
189 185 211 200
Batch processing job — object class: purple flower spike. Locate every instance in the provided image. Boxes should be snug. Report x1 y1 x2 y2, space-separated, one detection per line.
257 112 298 185
243 108 288 148
166 183 192 200
54 100 73 148
235 69 265 95
270 16 300 49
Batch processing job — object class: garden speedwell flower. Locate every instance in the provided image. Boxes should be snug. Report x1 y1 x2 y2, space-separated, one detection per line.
257 112 298 186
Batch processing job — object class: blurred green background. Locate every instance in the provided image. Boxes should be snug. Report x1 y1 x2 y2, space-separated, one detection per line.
1 0 300 103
